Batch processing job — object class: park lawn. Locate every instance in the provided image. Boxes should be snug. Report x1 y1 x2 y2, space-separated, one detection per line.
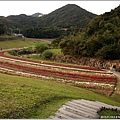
0 73 120 119
0 38 50 50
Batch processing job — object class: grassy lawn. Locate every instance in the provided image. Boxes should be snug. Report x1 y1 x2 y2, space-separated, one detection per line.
0 38 50 50
44 48 62 55
98 109 120 119
0 73 120 118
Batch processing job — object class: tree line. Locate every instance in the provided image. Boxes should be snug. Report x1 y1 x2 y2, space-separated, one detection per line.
52 5 120 60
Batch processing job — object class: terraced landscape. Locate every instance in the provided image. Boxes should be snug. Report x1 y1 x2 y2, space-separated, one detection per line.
0 39 120 118
0 50 116 96
0 3 120 119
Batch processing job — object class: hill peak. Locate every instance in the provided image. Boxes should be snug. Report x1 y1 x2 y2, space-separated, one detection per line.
43 3 96 28
65 4 80 7
31 13 45 17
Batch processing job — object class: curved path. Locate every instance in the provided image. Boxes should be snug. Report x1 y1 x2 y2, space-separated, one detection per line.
49 99 120 119
111 71 120 95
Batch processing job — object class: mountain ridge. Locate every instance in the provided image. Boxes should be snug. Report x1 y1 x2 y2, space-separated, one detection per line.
31 13 45 17
0 4 96 29
0 4 97 38
37 4 96 28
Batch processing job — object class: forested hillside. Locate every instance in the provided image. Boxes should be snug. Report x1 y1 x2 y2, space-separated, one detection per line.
0 4 96 38
59 5 120 60
36 4 96 28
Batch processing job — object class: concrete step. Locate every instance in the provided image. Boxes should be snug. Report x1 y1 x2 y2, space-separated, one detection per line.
80 99 103 108
48 99 120 119
65 102 98 114
48 116 59 119
55 112 72 119
58 107 85 119
72 100 100 110
62 104 99 118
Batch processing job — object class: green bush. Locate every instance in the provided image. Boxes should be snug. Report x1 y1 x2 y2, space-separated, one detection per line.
35 43 49 54
42 50 53 59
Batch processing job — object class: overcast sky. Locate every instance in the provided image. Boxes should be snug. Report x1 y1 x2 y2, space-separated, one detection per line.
0 1 120 17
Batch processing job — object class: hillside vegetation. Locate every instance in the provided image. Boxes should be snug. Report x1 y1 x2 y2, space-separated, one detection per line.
36 4 96 28
0 4 96 38
59 5 120 60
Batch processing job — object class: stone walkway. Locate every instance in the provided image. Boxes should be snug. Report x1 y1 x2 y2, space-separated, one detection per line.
49 99 120 119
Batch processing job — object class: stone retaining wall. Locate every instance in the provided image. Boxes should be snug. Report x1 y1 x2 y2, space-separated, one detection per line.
51 54 120 71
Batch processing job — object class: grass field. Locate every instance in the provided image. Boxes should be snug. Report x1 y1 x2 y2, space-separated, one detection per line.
0 38 51 50
0 73 120 118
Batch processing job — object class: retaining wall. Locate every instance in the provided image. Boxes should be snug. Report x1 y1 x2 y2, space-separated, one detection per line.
51 54 120 71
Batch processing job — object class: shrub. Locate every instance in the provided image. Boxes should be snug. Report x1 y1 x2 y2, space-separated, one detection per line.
42 50 53 59
35 43 49 54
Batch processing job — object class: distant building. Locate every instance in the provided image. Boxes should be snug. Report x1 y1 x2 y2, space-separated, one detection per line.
61 28 68 31
17 34 23 37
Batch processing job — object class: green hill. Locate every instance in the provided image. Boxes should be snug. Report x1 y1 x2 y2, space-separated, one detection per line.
6 14 39 29
0 4 96 38
59 5 120 60
36 4 96 28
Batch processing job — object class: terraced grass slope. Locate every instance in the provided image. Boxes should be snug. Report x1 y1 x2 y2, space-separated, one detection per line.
0 53 116 96
0 73 120 118
0 38 51 49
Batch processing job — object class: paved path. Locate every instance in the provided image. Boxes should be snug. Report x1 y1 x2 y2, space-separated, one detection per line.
49 99 120 119
112 71 120 95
